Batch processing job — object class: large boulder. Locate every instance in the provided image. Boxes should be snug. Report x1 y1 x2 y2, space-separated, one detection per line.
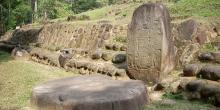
31 75 148 110
127 3 175 84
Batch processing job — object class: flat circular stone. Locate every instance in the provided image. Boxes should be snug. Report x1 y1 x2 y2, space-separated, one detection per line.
31 75 148 110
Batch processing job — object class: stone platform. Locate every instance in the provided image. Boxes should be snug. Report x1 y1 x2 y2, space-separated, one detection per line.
31 75 148 110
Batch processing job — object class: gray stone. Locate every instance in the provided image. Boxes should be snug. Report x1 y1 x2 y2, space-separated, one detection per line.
102 65 116 76
112 54 126 64
198 52 215 62
197 65 220 81
11 47 29 59
115 69 127 77
183 64 201 77
112 44 120 51
91 51 102 60
58 50 73 68
185 80 206 100
101 52 113 61
210 52 220 63
31 75 148 110
75 60 89 69
177 19 197 40
184 79 220 104
127 3 175 84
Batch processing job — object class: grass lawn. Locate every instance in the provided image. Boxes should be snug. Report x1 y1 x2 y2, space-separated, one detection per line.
0 51 77 110
0 51 217 110
146 99 216 110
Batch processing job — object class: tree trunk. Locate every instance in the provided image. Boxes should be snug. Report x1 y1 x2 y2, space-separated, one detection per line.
44 11 47 21
31 0 38 23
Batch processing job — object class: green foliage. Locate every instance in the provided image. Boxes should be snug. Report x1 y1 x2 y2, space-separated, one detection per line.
72 0 101 14
201 42 218 52
108 0 116 5
38 0 58 19
114 36 127 43
0 0 32 30
12 2 32 26
162 92 184 100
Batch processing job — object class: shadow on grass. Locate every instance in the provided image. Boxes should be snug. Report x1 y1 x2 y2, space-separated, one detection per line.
0 51 13 62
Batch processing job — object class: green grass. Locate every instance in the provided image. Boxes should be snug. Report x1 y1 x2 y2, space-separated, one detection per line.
146 100 216 110
0 51 77 110
73 0 220 23
146 92 216 110
170 0 220 17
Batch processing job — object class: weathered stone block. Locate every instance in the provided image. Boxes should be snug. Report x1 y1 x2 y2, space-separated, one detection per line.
31 75 148 110
127 3 175 84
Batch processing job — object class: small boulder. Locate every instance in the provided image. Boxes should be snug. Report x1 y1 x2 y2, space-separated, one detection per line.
198 53 215 62
101 52 113 61
197 65 220 81
115 69 127 77
11 47 29 59
79 68 88 75
183 64 201 76
91 51 102 60
59 49 73 68
112 44 120 51
210 52 220 63
75 60 89 69
120 45 127 51
105 44 113 50
102 65 116 76
112 54 126 64
88 63 98 73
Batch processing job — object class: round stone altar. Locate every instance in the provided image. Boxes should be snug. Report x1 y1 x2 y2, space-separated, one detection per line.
31 75 148 110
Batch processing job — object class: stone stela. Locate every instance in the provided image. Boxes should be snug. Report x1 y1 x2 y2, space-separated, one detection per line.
127 3 175 84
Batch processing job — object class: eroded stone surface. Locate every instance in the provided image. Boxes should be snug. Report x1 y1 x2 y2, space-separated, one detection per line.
127 3 175 84
31 75 148 110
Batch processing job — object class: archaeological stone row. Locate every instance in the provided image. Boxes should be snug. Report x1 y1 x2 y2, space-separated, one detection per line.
0 3 218 85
